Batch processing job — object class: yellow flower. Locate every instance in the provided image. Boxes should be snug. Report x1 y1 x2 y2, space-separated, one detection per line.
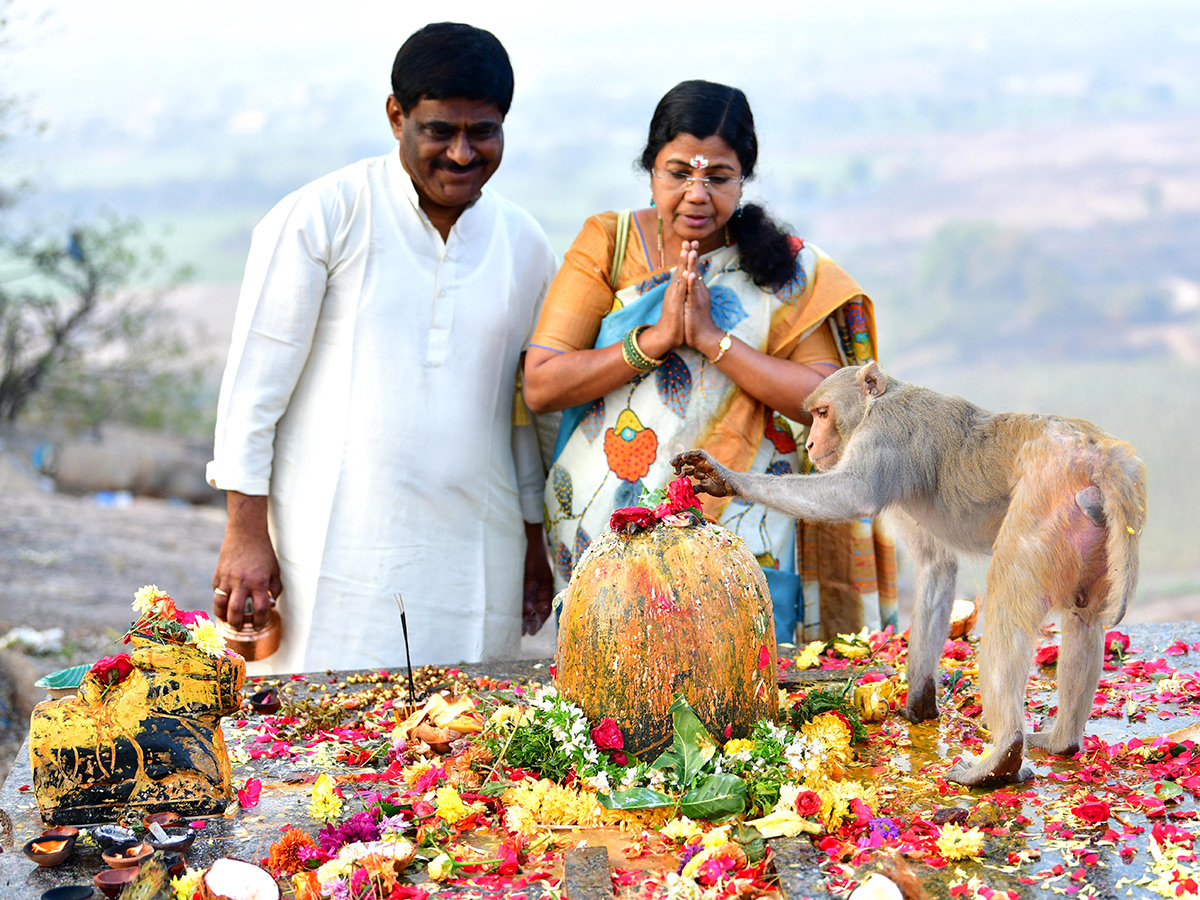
701 825 730 849
309 772 343 823
188 618 226 656
799 712 853 763
832 627 871 659
487 705 529 730
722 739 754 755
503 804 538 838
427 852 455 882
133 584 168 615
813 778 875 831
936 824 986 860
435 785 470 824
794 641 826 670
661 816 704 843
170 867 204 900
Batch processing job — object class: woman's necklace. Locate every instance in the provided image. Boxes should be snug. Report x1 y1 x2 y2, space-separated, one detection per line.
657 217 664 270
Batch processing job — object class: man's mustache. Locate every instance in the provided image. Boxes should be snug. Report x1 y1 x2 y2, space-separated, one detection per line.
433 160 486 173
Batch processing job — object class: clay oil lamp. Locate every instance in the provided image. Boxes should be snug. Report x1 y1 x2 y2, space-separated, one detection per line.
248 688 281 714
40 887 96 900
23 835 73 867
41 825 81 840
91 824 136 850
101 840 152 869
147 827 195 853
94 867 138 898
142 810 183 831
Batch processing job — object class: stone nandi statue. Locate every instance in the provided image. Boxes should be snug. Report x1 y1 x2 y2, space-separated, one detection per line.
30 586 245 824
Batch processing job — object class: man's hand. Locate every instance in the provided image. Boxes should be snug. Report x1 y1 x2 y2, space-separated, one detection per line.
213 492 283 631
522 522 554 635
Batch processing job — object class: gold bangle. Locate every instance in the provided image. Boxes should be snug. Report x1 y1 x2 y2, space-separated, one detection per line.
630 326 663 366
623 325 663 371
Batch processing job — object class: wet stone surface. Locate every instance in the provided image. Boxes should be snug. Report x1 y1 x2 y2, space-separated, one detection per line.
1 623 1199 899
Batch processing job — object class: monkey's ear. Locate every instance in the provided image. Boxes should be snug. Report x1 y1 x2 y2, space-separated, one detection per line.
857 361 888 399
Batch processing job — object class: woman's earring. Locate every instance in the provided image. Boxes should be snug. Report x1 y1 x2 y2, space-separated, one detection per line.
650 198 656 208
735 203 743 217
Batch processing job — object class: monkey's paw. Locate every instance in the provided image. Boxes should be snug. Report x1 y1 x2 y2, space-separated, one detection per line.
1026 729 1081 757
944 736 1033 787
671 450 735 497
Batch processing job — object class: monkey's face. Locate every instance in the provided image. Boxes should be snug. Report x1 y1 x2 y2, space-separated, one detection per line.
806 405 843 471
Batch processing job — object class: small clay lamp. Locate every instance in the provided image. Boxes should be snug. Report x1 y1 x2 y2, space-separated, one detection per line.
248 688 281 714
24 835 73 866
40 886 96 900
41 825 81 840
94 867 138 898
142 810 183 831
91 824 136 850
217 606 282 661
101 840 152 869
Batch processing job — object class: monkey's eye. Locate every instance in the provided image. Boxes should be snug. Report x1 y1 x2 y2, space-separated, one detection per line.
813 407 828 419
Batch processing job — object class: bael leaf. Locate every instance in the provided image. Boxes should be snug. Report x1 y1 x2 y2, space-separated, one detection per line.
651 693 718 787
597 787 675 810
679 773 746 820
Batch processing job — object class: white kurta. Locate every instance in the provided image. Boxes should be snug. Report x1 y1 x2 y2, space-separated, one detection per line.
207 150 556 674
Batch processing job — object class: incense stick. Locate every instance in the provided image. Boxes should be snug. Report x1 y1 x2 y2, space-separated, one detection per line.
393 593 417 706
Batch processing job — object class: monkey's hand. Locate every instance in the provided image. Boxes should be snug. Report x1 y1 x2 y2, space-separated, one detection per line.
672 449 736 497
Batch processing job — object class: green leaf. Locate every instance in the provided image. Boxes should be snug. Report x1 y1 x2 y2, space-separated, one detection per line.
638 486 668 508
474 780 516 798
1155 781 1184 801
597 788 676 810
651 693 718 787
679 774 746 820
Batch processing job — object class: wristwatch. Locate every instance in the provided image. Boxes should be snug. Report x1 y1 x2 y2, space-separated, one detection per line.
710 332 732 363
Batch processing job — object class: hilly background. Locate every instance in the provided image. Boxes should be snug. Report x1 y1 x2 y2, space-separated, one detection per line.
3 0 1198 606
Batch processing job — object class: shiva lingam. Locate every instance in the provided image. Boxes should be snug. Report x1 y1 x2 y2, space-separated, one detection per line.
554 478 778 758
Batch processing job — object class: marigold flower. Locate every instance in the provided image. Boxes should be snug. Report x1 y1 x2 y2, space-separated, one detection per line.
661 817 704 843
722 738 754 755
936 823 986 860
434 785 470 824
267 827 318 876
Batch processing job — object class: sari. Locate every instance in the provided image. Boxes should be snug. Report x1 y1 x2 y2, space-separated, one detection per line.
535 212 896 642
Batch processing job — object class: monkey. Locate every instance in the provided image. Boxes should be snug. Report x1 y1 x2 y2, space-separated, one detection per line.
673 361 1146 787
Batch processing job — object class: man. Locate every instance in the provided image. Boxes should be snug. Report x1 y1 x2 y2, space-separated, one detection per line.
206 23 556 674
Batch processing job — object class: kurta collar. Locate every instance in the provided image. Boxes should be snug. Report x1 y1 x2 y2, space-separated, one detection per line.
385 147 489 246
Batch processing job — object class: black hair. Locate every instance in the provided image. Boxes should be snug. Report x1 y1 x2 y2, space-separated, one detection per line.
640 80 797 289
391 23 514 116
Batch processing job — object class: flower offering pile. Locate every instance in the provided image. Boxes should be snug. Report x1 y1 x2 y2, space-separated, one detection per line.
28 585 245 824
216 611 1200 900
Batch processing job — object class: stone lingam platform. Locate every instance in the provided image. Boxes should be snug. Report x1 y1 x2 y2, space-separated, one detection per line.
1 623 1198 900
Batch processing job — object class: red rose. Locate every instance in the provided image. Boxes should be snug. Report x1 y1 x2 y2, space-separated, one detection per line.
1034 645 1060 666
1105 632 1130 658
665 477 700 514
608 751 629 766
91 653 134 687
795 790 822 817
1072 799 1110 823
591 718 624 750
609 507 656 533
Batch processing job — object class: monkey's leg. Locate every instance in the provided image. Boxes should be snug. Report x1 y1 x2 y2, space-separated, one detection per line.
1027 610 1103 756
899 522 957 722
945 596 1036 786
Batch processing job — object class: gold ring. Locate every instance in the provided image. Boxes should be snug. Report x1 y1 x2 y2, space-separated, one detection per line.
213 588 229 597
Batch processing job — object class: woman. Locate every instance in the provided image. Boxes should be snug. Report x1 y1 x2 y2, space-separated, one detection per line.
524 80 894 643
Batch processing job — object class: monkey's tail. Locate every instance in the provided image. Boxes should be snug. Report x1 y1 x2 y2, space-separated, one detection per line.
1092 441 1148 629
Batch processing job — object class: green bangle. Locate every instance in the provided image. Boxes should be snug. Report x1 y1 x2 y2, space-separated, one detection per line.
622 325 663 371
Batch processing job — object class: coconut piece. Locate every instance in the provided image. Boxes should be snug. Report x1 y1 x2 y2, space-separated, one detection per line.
199 858 281 900
947 598 980 639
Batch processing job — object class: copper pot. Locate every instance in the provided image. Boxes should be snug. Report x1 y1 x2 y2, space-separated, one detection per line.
217 608 282 661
